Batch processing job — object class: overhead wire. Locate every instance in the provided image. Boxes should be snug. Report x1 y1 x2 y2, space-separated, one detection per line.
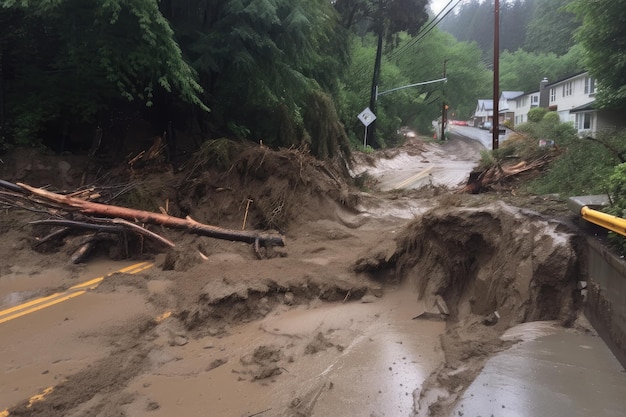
387 0 463 62
350 0 462 80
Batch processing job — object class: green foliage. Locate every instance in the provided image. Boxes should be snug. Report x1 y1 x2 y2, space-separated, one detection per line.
527 129 622 196
391 30 491 125
524 0 579 56
170 0 349 149
499 47 584 92
527 107 548 123
439 0 536 56
302 91 352 160
603 162 626 253
0 0 206 146
569 0 626 109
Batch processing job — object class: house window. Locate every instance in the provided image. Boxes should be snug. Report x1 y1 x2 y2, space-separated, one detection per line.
531 95 538 104
576 112 592 131
562 82 573 97
584 77 596 94
550 88 556 102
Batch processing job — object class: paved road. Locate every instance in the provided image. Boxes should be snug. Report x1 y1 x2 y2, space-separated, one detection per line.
448 124 514 150
354 136 485 191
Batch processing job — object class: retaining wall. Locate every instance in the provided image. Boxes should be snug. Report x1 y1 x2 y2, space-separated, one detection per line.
584 238 626 368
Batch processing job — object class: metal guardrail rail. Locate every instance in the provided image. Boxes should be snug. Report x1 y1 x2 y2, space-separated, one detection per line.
568 195 626 237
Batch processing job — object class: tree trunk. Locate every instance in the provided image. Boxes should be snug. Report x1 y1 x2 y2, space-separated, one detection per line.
16 182 285 247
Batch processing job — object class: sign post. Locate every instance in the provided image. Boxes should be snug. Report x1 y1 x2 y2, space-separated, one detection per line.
357 107 377 148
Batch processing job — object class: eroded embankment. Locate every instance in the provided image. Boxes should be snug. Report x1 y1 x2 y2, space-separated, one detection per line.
358 201 586 416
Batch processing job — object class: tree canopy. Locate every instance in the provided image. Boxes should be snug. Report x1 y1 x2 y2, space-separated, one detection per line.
570 0 626 109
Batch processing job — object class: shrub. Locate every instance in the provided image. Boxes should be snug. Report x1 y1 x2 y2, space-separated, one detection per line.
527 107 548 123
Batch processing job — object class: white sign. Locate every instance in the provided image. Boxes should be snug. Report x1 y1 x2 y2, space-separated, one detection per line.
357 107 377 127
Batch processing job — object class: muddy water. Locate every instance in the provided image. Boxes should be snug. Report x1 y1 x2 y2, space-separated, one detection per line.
123 288 445 417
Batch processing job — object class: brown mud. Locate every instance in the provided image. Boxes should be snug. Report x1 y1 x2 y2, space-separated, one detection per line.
0 138 591 416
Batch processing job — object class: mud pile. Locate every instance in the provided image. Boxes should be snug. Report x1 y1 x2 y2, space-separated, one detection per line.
173 141 357 232
381 202 585 416
395 202 583 327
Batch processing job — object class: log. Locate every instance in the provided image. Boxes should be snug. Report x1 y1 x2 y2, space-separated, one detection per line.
16 182 285 248
30 219 176 248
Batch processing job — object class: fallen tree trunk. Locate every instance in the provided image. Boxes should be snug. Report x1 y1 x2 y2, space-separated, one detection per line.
11 182 285 248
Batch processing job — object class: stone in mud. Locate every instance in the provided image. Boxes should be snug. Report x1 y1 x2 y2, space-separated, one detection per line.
361 294 378 303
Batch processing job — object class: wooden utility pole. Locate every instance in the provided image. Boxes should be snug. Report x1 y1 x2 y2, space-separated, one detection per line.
368 20 384 148
492 0 500 150
441 59 449 141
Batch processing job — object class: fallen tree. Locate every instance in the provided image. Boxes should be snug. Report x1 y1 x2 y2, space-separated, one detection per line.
0 180 285 261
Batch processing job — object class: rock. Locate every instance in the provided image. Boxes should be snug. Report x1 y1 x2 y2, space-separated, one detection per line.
284 292 295 305
361 295 378 303
174 336 188 346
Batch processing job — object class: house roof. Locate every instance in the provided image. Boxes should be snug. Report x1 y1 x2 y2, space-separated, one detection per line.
545 71 589 88
570 101 596 113
477 99 493 110
501 91 524 100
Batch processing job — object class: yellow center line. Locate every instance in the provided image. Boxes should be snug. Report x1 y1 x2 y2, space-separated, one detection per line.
393 166 433 189
0 262 153 324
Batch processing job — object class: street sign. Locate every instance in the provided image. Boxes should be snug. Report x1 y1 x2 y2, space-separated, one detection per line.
357 107 377 127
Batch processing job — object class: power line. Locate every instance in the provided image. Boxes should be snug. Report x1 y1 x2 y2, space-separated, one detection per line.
387 0 463 61
351 0 461 80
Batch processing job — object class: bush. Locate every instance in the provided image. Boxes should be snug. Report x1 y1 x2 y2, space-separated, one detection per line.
529 130 626 196
604 162 626 254
527 107 548 123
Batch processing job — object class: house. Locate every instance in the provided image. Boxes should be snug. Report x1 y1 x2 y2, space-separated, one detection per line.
545 71 596 125
512 90 540 125
545 71 624 135
498 91 524 125
506 72 623 136
473 99 493 125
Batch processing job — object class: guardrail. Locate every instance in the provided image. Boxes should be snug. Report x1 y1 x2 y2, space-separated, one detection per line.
567 195 626 236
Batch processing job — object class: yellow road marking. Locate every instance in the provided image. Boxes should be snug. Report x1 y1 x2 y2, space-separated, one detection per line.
0 291 86 324
27 386 54 408
0 262 153 324
393 166 433 190
155 311 172 323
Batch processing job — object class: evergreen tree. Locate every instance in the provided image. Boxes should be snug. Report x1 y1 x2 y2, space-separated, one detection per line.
524 0 578 56
0 0 205 147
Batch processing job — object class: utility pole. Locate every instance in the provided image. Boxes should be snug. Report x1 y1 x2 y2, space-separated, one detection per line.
492 0 500 150
441 59 449 141
368 16 384 148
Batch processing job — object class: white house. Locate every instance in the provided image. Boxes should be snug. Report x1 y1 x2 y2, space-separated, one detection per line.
545 71 626 135
512 90 540 125
474 99 493 124
503 72 623 136
546 71 596 126
499 91 524 124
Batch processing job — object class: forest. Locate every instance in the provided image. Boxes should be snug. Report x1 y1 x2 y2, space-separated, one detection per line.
0 0 624 158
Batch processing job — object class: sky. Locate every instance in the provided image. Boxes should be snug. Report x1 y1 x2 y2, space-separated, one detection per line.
429 0 474 15
429 0 451 14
